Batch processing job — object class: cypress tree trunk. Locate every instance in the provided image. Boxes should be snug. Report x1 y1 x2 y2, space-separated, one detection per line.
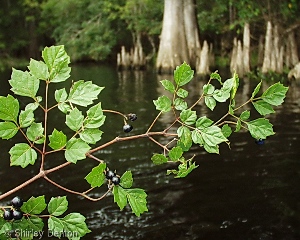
262 21 272 73
196 40 210 75
243 23 250 73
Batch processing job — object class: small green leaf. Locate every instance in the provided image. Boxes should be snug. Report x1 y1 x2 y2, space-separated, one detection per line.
169 146 183 161
9 143 37 168
48 196 68 216
221 124 232 138
21 196 47 214
204 143 220 154
196 116 214 129
180 109 197 125
120 171 133 188
25 215 44 232
246 118 275 139
67 80 104 107
153 95 172 112
210 71 222 84
261 82 288 106
26 122 45 144
42 45 71 83
240 110 250 120
201 126 228 147
48 217 64 238
85 163 106 188
58 102 72 114
176 88 188 98
79 128 103 144
160 80 175 93
0 95 19 122
0 122 18 139
235 119 242 132
191 129 204 145
203 84 215 94
252 100 275 115
28 58 49 80
19 109 34 128
55 88 68 102
113 186 128 210
25 102 39 112
124 188 148 217
48 129 67 150
167 159 198 178
151 153 168 165
65 138 91 163
230 73 239 99
174 62 194 87
174 98 188 110
65 108 84 131
61 213 91 238
84 103 106 128
177 127 192 151
251 81 262 98
213 89 230 102
204 96 216 111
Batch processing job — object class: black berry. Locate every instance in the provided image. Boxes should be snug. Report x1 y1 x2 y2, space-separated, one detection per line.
12 210 23 220
105 170 116 180
128 113 137 121
255 139 265 145
111 176 120 185
123 124 133 133
11 196 23 208
3 209 13 220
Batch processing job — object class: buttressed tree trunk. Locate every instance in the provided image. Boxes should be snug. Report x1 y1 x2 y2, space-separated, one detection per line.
262 21 272 73
243 23 250 73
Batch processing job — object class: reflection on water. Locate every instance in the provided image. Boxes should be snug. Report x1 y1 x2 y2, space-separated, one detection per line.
0 65 300 239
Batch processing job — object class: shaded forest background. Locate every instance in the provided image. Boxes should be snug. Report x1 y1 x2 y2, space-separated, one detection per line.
0 0 299 77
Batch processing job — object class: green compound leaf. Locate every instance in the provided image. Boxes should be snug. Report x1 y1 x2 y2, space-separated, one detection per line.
55 88 68 102
167 159 198 178
221 124 232 138
113 186 127 210
251 80 262 98
160 79 175 93
9 143 37 168
19 109 34 128
0 122 18 140
26 122 45 144
246 118 275 139
0 95 19 122
42 45 71 83
153 95 172 112
48 129 67 150
261 82 288 106
121 171 133 188
85 103 106 128
174 62 194 87
151 153 168 165
67 80 104 107
196 116 214 130
28 58 50 80
174 98 188 111
9 68 39 98
65 138 91 163
205 96 216 111
79 128 103 144
169 146 183 161
85 163 106 188
125 188 148 217
176 88 188 98
180 109 197 125
201 126 228 147
253 100 275 115
240 110 250 120
21 196 47 214
65 108 84 131
48 196 68 216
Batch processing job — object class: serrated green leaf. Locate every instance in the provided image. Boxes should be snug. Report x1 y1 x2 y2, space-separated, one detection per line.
21 196 47 214
25 216 44 232
201 126 228 147
0 122 18 139
174 62 194 87
246 118 275 139
55 88 68 102
221 124 232 138
196 116 214 129
42 45 71 83
26 122 45 144
174 98 188 110
84 103 106 128
58 102 72 114
84 163 106 188
203 84 215 94
230 73 239 99
124 188 148 217
169 146 183 161
180 109 197 125
191 129 204 145
25 102 39 112
151 153 168 165
203 143 219 154
9 143 37 168
252 100 275 115
48 217 64 238
210 71 222 84
65 108 84 132
19 109 34 128
48 196 68 216
48 129 67 150
113 186 128 210
261 82 288 106
28 58 49 80
251 81 262 98
153 95 172 112
204 96 216 111
240 110 250 120
67 80 104 107
213 89 230 102
167 159 198 178
9 68 39 98
79 128 103 144
176 88 188 98
0 218 12 235
65 138 91 163
235 119 241 132
121 171 133 188
160 79 175 93
177 127 192 151
0 95 19 122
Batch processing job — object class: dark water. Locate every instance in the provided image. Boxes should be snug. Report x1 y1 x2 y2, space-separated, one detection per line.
0 64 300 240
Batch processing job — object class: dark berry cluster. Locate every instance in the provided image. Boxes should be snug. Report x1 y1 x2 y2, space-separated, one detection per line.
255 138 265 145
105 168 120 185
127 113 137 122
2 196 24 221
123 113 137 133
